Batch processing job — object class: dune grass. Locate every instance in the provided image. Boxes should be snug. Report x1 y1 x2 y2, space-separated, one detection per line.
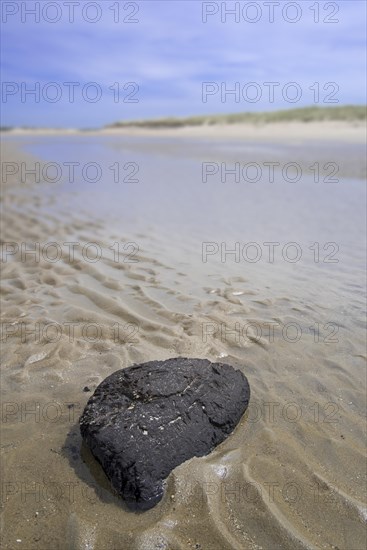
107 105 366 129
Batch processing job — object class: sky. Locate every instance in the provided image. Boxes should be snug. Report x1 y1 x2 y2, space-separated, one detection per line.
1 0 366 127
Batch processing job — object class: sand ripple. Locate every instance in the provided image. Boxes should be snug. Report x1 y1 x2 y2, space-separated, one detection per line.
1 140 366 549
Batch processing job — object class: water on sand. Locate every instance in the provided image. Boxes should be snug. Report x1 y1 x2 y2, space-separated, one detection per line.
1 134 366 549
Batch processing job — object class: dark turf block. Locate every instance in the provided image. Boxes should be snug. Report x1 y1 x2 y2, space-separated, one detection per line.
80 357 250 510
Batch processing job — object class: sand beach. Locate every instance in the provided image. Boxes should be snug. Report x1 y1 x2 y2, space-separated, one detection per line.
1 121 366 549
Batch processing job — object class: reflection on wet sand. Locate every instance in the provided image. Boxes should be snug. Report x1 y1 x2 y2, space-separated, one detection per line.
1 134 366 549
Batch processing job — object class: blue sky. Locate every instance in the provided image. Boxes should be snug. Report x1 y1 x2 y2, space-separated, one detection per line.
1 0 366 127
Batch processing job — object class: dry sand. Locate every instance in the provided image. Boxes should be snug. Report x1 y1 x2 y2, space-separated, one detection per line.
4 119 366 144
0 134 366 550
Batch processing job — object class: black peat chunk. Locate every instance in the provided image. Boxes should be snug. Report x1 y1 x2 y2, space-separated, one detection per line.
80 357 250 511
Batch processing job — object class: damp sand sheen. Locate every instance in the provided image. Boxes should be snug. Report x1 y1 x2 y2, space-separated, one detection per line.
0 123 366 550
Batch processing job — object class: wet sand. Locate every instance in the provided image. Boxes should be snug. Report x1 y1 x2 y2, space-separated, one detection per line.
1 130 366 549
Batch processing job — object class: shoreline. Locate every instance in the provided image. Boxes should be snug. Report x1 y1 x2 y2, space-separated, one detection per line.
2 119 366 144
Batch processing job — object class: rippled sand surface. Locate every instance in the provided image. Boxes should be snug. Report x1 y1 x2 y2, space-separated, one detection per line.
1 136 366 549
